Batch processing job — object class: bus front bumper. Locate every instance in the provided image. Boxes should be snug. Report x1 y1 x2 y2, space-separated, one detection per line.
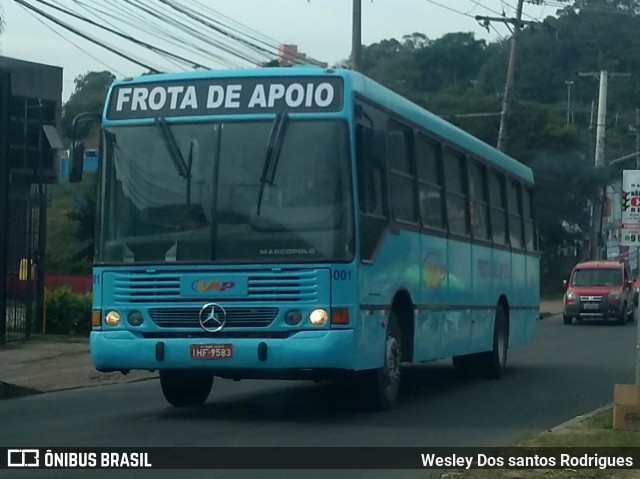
90 329 356 374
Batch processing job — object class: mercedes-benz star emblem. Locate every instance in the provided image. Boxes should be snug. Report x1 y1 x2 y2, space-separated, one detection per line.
198 303 227 333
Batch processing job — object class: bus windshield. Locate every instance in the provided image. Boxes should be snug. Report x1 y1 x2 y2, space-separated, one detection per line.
98 120 353 264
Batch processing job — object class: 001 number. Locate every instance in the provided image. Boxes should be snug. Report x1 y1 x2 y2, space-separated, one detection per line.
332 270 352 281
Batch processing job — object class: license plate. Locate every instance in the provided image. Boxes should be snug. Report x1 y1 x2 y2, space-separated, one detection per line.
190 344 233 359
583 303 599 310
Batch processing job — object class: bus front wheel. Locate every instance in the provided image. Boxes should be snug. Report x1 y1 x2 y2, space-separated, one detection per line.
360 312 402 411
159 370 213 407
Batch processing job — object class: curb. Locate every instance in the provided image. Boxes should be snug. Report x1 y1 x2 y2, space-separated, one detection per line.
0 374 159 401
547 403 612 433
0 381 43 400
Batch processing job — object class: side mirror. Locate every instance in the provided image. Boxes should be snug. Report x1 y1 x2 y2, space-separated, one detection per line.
562 279 568 291
69 141 85 183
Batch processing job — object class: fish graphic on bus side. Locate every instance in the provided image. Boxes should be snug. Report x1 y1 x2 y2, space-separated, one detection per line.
422 252 447 288
191 280 236 293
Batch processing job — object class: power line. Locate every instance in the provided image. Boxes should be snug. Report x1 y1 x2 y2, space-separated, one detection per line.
71 0 189 71
501 0 541 21
22 4 126 76
422 0 476 18
186 0 296 62
159 0 319 66
31 0 210 69
466 0 504 16
120 0 255 67
13 0 161 72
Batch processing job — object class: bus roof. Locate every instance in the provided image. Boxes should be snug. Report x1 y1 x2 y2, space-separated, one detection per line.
108 67 533 184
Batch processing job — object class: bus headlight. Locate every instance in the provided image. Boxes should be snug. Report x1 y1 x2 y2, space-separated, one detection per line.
309 309 328 326
105 311 121 327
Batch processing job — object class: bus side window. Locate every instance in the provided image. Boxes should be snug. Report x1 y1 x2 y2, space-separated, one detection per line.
356 124 386 216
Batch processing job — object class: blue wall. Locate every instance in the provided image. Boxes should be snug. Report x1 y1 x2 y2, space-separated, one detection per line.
58 149 98 180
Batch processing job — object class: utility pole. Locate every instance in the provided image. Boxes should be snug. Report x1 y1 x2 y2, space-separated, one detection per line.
351 0 362 72
580 71 630 259
476 0 537 152
595 71 608 168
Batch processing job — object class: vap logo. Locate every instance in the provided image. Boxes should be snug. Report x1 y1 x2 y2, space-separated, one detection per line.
8 449 40 467
191 279 236 293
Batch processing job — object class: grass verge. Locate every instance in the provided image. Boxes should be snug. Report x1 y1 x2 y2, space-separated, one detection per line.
447 407 640 479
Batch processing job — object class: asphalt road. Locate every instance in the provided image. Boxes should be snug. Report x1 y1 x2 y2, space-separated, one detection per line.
0 313 637 479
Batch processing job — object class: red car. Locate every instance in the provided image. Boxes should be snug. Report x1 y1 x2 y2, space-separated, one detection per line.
562 260 635 325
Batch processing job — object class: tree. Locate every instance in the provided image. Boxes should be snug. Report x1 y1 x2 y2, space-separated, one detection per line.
66 173 97 267
61 71 115 141
414 32 488 94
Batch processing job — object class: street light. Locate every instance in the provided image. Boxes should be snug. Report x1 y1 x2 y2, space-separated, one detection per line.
608 151 640 168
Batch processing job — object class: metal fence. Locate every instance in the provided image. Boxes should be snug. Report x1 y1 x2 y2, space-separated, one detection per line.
3 183 44 342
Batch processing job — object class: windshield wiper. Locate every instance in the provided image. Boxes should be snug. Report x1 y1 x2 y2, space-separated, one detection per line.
156 118 189 179
156 118 194 204
256 113 288 216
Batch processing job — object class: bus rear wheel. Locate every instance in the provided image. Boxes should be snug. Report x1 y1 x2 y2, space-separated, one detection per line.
159 370 213 407
453 305 508 379
480 304 509 379
360 312 402 411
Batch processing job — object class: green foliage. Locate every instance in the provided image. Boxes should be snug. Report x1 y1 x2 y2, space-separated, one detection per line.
61 71 115 141
357 1 640 284
66 173 98 266
45 286 92 336
46 173 96 274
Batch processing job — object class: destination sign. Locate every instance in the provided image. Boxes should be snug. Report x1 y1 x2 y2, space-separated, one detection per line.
106 76 344 120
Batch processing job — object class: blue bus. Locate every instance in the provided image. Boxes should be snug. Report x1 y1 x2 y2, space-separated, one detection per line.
72 67 539 410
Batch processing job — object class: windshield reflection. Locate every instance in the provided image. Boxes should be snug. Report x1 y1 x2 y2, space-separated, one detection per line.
98 120 353 264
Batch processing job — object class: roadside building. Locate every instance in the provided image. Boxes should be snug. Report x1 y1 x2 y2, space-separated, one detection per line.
0 56 63 343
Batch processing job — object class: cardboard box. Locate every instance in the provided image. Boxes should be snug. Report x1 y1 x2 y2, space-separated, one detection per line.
613 384 640 431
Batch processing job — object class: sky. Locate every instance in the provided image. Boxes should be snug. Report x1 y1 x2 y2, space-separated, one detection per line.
0 0 561 102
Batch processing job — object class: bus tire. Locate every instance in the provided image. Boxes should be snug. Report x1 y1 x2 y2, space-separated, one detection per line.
454 305 508 379
159 370 213 407
478 304 509 379
360 312 402 411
